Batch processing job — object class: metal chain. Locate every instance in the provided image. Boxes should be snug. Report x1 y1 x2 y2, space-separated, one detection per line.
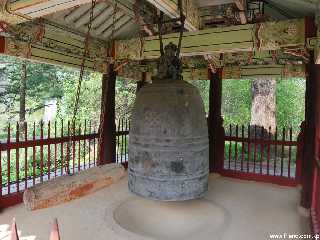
65 0 96 174
72 0 97 124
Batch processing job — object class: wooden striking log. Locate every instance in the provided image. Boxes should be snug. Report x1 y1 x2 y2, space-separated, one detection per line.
23 163 125 211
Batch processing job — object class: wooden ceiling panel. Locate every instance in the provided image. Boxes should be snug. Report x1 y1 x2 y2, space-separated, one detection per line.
197 0 234 7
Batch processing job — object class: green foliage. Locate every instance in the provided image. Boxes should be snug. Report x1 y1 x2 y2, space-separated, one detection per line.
116 78 137 120
1 56 67 122
188 80 210 114
222 79 252 126
56 72 102 126
276 78 305 135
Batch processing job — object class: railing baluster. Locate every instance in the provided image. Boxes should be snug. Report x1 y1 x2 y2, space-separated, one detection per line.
228 124 232 170
32 122 36 186
54 121 57 178
78 123 81 171
241 125 244 171
16 122 20 192
66 121 70 174
88 121 92 167
235 125 238 170
72 121 75 174
281 127 285 177
60 120 64 176
247 124 251 173
125 119 128 162
267 126 271 175
116 119 121 163
253 125 257 173
7 124 11 194
84 120 87 169
274 127 278 176
48 121 51 180
288 127 292 178
93 124 96 166
24 122 28 190
40 121 44 183
260 127 264 174
121 118 124 164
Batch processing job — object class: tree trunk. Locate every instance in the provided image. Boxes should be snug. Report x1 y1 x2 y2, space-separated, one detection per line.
250 77 277 134
19 62 27 124
23 163 125 210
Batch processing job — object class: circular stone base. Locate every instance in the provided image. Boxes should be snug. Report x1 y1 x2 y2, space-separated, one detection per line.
112 196 228 240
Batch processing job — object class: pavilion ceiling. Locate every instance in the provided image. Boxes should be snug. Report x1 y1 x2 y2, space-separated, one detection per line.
0 0 319 80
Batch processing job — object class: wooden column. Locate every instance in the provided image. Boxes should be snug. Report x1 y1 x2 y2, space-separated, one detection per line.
301 16 318 209
0 36 5 53
208 68 224 173
98 64 117 165
136 71 147 92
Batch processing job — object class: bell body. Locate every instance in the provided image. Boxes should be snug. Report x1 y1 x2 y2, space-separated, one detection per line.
128 79 209 201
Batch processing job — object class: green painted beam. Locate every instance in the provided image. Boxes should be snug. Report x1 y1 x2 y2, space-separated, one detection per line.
115 18 305 60
0 20 109 72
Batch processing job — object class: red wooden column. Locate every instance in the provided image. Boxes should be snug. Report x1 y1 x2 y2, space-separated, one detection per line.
0 36 5 53
301 16 319 209
208 68 225 173
98 63 117 165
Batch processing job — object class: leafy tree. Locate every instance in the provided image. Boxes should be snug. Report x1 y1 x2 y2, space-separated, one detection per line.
222 79 252 126
0 56 67 123
276 78 305 135
115 77 137 120
188 80 210 114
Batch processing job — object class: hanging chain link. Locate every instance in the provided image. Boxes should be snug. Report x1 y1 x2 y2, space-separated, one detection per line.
65 0 96 174
72 0 97 124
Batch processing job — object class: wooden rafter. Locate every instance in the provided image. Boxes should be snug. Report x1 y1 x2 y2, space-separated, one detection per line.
8 0 93 19
145 0 200 31
233 0 247 24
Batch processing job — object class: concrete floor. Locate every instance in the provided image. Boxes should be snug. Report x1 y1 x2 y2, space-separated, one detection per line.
0 174 310 240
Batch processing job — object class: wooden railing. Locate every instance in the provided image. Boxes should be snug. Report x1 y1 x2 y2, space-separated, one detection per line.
0 120 304 207
0 119 129 208
221 124 302 186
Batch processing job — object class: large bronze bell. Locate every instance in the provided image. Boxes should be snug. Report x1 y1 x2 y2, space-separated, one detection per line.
128 42 209 201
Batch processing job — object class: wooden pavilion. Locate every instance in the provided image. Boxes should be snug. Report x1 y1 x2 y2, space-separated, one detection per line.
0 0 319 238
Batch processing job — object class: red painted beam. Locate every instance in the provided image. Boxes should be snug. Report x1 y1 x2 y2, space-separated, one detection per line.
224 136 298 146
0 192 23 208
0 133 98 151
219 169 299 187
